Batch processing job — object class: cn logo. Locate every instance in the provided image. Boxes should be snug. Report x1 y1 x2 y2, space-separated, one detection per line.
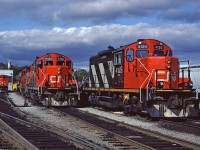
50 76 63 83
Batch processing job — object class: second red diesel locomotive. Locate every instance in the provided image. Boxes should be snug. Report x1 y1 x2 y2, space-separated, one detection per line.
80 39 199 118
18 53 78 106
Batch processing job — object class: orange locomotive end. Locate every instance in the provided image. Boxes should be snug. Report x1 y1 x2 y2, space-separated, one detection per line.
81 39 199 118
0 75 9 92
123 39 192 90
18 53 78 106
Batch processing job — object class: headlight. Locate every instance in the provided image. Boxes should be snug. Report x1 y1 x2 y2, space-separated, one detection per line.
57 68 61 74
188 81 193 88
158 81 164 89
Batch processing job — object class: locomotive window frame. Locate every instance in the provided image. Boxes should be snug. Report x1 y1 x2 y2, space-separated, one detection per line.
114 52 123 65
126 49 134 62
44 61 53 66
136 50 149 58
153 50 164 56
57 61 65 66
166 50 172 56
37 60 43 68
66 61 71 69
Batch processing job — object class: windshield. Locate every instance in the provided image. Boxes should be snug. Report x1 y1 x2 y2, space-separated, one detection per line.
44 61 53 66
166 50 172 56
136 50 148 58
57 61 65 66
154 50 164 56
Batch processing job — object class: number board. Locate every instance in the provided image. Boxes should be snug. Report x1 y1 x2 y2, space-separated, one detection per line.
45 57 53 60
57 57 65 61
136 44 148 49
154 45 164 50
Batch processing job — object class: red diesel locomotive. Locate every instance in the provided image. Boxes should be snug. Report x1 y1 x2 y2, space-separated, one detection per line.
0 75 9 92
81 39 199 118
18 53 78 106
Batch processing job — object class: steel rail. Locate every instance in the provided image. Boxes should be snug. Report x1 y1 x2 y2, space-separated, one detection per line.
117 120 200 150
53 107 155 150
5 94 107 150
0 118 39 150
78 109 200 150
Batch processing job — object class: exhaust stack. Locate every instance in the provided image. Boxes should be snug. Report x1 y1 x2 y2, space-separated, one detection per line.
8 61 11 70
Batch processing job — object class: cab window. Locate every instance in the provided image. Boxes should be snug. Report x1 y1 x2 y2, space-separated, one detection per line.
154 50 164 56
126 49 134 62
166 50 172 56
57 61 65 66
37 60 43 68
66 61 71 69
44 61 53 66
136 50 148 58
114 52 123 65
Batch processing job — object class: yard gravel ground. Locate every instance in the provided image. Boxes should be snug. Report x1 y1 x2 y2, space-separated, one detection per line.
8 92 200 148
78 107 200 145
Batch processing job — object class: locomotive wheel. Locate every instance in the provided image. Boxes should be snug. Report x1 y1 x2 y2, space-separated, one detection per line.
47 96 52 107
68 95 77 107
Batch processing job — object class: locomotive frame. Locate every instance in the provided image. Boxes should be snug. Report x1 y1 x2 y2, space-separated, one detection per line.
80 39 199 118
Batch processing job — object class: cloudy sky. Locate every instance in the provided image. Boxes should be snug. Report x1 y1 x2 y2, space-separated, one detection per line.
0 0 200 69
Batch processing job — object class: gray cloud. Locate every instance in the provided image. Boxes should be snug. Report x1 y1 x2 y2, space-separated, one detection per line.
160 9 200 23
0 0 199 25
0 23 200 68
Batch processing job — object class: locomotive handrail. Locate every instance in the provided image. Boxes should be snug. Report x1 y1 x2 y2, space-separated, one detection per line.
72 73 79 95
38 67 46 95
146 69 155 101
137 59 150 103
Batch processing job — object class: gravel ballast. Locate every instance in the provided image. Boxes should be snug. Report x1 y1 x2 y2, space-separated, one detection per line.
78 107 200 145
8 93 200 148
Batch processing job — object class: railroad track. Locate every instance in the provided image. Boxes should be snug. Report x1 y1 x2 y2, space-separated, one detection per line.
55 107 197 150
6 91 200 149
0 132 18 150
159 118 200 136
0 93 102 150
0 112 81 150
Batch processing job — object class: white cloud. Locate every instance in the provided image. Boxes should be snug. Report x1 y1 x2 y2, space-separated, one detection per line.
0 23 200 67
